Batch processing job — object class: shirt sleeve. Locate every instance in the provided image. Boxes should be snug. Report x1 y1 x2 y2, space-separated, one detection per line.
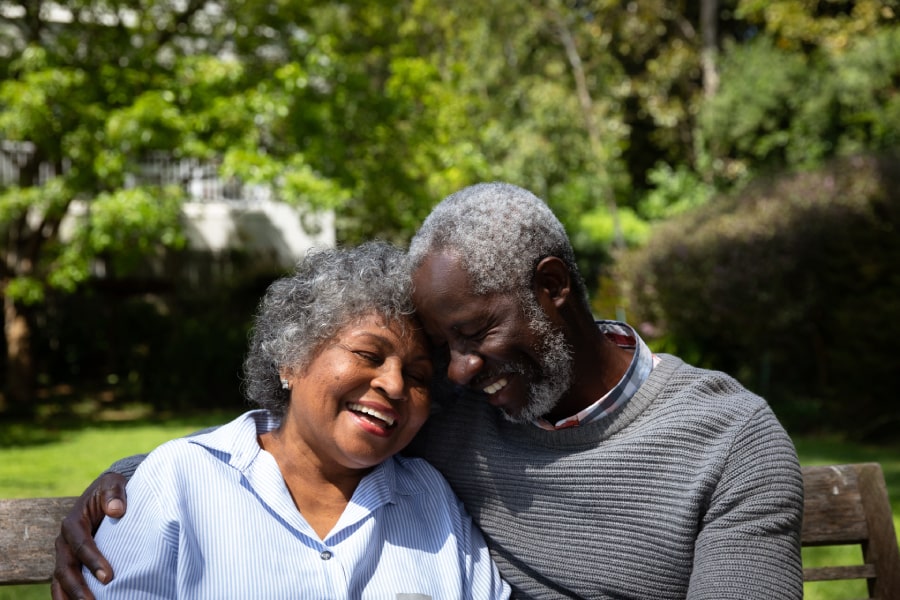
443 485 511 600
86 450 180 599
687 405 804 599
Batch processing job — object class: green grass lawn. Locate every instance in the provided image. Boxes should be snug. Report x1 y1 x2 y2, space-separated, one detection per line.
1 414 898 599
0 409 235 600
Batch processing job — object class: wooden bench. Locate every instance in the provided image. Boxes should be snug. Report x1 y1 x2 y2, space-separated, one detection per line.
0 495 77 586
2 463 899 595
802 462 900 599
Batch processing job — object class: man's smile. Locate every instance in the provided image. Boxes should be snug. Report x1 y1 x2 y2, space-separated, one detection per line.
483 377 509 395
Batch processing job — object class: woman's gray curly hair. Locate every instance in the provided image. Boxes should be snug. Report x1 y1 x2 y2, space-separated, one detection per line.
408 182 590 309
242 241 415 417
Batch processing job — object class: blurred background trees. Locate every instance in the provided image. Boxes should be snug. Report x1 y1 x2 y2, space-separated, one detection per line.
1 0 897 437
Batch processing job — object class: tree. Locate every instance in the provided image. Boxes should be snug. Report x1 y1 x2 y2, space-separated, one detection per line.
615 152 900 437
3 0 897 415
0 0 491 413
0 0 339 413
697 0 900 184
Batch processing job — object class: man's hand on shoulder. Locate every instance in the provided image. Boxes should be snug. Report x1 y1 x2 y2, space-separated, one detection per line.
51 472 128 600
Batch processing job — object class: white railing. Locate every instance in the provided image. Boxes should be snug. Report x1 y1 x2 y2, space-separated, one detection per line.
0 142 268 204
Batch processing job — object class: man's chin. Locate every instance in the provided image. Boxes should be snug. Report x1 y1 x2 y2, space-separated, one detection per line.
500 397 560 424
506 381 567 424
499 406 529 424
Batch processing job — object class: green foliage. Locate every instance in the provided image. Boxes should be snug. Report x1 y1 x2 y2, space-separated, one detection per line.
3 277 44 305
700 6 900 182
639 162 714 220
87 187 186 253
699 37 828 176
831 26 900 152
736 0 897 51
616 152 900 438
579 205 650 249
2 0 899 420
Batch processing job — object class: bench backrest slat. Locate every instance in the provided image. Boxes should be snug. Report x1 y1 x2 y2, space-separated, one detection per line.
800 463 900 599
0 496 77 585
801 464 869 544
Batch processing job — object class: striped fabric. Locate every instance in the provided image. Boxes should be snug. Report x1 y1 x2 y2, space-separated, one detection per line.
86 411 510 600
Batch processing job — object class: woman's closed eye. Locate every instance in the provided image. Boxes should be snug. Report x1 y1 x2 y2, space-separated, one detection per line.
404 368 432 386
352 349 383 364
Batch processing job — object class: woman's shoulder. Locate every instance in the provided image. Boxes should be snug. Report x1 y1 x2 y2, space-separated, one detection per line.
391 453 441 475
135 410 261 474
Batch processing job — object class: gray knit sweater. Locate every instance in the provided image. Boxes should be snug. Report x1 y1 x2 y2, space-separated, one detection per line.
408 354 804 599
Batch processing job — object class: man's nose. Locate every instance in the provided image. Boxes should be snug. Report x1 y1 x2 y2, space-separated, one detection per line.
447 349 484 386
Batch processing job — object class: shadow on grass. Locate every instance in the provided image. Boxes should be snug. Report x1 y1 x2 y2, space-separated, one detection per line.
1 387 243 449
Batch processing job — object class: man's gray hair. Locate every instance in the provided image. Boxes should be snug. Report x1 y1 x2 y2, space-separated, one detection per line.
409 182 588 303
243 241 415 417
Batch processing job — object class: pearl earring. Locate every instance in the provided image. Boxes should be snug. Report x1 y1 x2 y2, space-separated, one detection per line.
280 379 290 390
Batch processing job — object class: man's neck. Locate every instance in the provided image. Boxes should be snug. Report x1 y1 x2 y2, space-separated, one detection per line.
543 332 633 423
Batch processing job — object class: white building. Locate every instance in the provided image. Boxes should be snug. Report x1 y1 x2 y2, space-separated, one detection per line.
1 141 336 286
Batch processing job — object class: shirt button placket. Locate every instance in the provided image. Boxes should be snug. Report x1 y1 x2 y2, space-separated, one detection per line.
317 546 349 597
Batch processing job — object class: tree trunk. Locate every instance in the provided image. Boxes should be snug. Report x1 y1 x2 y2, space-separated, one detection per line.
549 5 624 251
701 0 720 98
2 290 35 416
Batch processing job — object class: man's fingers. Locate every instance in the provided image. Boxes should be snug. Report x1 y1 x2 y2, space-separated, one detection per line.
60 493 114 582
98 480 127 519
52 533 96 600
53 472 127 598
50 574 74 600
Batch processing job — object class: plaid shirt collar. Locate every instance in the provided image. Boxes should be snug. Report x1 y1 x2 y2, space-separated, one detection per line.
534 320 657 431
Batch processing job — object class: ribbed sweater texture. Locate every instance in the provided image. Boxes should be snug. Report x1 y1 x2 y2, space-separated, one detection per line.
410 354 804 599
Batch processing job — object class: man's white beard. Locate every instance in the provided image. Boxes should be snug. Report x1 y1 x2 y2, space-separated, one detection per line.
502 298 574 424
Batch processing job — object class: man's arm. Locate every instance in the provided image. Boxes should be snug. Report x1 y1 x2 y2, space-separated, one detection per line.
687 406 804 599
51 455 147 600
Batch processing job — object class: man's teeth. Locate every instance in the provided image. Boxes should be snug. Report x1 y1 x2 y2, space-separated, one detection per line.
483 378 508 395
348 403 395 427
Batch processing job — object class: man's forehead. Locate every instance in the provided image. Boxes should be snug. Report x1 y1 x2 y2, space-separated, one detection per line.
412 250 471 292
414 248 465 274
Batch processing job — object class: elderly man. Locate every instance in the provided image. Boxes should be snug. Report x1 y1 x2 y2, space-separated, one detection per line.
53 182 803 599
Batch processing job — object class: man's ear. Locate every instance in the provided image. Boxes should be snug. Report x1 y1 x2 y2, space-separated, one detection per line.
533 256 571 309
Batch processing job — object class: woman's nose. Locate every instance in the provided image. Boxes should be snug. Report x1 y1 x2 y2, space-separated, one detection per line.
373 359 406 399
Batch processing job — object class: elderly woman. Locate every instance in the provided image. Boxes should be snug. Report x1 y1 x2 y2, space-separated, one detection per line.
84 241 509 599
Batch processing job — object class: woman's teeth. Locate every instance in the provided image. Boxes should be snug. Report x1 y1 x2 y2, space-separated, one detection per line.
348 403 395 427
483 378 508 395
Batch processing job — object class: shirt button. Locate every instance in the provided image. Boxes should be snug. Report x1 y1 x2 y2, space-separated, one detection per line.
320 550 333 561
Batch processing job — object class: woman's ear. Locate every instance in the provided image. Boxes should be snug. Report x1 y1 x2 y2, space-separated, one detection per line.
533 256 571 309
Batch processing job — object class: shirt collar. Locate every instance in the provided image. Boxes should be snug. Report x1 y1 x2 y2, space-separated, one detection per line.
188 410 426 506
534 320 657 430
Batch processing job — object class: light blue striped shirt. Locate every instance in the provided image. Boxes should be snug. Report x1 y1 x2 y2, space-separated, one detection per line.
86 410 510 599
